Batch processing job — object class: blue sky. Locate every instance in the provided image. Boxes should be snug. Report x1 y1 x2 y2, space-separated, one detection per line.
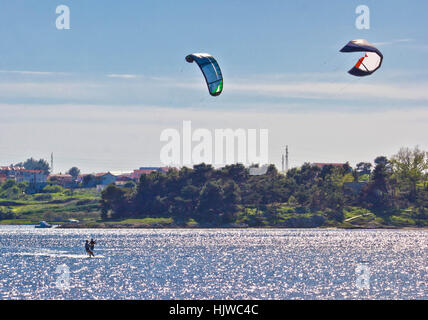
1 1 427 75
0 1 427 172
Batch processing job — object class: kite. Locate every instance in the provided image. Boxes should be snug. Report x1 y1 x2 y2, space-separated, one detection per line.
185 53 223 96
340 39 383 76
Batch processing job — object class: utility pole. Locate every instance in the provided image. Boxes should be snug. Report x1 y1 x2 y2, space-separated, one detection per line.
285 145 289 172
281 153 285 172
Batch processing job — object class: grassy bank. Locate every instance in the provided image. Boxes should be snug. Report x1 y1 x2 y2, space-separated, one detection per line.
58 205 427 229
233 204 428 229
0 188 101 225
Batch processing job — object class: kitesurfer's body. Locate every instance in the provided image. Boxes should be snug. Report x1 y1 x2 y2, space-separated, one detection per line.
85 240 95 257
89 239 96 252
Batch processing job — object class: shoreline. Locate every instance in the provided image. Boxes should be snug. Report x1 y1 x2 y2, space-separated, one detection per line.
1 223 426 230
57 226 428 230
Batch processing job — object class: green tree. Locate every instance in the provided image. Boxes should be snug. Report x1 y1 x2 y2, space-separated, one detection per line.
100 185 130 219
15 158 50 174
222 181 242 223
67 167 81 179
356 162 372 176
390 146 428 202
360 156 394 210
82 174 96 188
196 181 224 223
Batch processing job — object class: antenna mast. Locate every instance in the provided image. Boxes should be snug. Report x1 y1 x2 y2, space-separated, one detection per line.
281 153 285 172
285 146 289 172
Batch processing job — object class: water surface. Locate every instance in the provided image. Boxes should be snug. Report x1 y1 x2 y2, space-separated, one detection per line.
0 226 426 299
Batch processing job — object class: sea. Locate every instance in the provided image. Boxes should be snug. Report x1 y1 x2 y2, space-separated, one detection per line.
0 226 426 299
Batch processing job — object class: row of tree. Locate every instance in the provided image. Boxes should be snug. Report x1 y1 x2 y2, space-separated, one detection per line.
100 147 428 224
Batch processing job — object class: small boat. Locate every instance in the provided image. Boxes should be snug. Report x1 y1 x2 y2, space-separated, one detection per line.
35 221 52 228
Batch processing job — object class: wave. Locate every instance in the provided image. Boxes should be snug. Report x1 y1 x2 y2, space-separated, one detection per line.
12 251 105 259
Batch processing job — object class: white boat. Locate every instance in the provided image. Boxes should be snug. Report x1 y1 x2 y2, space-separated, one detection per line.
35 221 52 228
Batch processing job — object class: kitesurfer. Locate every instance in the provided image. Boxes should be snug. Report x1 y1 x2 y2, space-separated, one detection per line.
85 240 94 258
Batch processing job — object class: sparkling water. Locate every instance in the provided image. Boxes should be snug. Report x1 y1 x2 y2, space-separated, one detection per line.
0 226 426 299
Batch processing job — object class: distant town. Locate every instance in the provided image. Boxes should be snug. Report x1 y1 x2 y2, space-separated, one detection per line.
0 164 173 193
0 161 390 199
1 160 360 195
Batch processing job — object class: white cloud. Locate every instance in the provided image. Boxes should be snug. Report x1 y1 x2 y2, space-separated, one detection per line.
227 80 428 101
1 69 427 105
0 70 70 76
373 38 414 46
0 82 107 101
107 74 139 79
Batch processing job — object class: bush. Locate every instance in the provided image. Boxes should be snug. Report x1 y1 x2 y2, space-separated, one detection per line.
43 185 64 193
295 206 309 214
63 189 74 196
325 208 345 222
76 199 92 205
123 181 137 189
287 195 298 205
1 180 16 190
280 215 325 228
33 194 53 201
0 207 16 219
0 186 22 200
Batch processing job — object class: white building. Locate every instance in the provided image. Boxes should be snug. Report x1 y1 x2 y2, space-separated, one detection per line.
15 169 48 184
